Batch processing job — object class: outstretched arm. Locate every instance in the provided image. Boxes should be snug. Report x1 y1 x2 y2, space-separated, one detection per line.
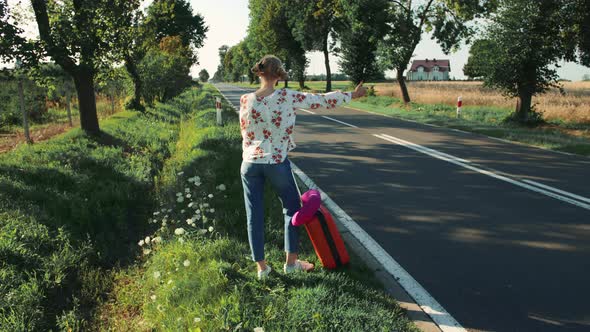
290 82 367 110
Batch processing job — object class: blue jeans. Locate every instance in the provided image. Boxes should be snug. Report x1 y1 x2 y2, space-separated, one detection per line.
240 158 301 262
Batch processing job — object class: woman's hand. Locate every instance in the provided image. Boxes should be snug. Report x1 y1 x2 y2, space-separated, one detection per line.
351 81 367 99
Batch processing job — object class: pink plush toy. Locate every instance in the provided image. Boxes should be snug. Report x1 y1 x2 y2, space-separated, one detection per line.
291 189 322 226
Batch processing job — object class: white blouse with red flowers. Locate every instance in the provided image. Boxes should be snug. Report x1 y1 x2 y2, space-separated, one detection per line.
239 88 352 164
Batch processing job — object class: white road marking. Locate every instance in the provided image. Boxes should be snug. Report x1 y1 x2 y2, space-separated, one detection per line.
521 179 590 204
374 133 590 211
299 108 316 114
291 162 466 332
380 134 471 164
321 115 359 128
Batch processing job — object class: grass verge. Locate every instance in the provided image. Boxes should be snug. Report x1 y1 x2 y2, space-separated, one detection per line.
350 96 590 156
94 86 418 331
0 84 216 330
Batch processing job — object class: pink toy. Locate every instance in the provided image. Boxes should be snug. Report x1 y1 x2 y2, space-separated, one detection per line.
291 189 322 226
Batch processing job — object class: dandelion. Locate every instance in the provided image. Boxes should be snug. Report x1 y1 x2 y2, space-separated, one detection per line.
177 171 184 175
208 226 214 233
145 236 151 245
150 294 157 301
208 194 214 198
153 271 161 279
174 228 186 235
194 317 201 323
138 239 145 246
183 259 190 267
177 196 184 203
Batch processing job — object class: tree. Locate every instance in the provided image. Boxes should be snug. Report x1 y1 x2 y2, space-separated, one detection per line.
248 0 308 88
583 74 590 82
288 0 341 92
336 0 388 84
379 0 497 103
30 0 141 135
463 39 495 80
198 69 210 82
474 0 589 124
33 63 76 126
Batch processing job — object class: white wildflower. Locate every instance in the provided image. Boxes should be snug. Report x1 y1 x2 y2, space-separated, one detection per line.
157 304 164 312
177 196 184 203
209 208 215 213
203 203 209 208
208 194 214 198
194 317 201 323
217 184 226 191
254 328 264 332
183 259 190 267
167 279 173 285
167 209 172 213
208 226 214 233
186 193 191 198
181 209 185 214
143 248 152 255
138 239 145 246
144 236 151 245
174 228 185 235
153 236 162 244
162 220 167 227
153 271 161 279
185 188 190 193
153 211 160 216
177 171 184 175
188 202 194 208
178 237 185 244
198 229 208 235
150 294 157 301
195 209 201 214
176 192 182 197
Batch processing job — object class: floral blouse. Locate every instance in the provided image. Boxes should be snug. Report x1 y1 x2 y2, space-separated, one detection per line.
239 88 352 164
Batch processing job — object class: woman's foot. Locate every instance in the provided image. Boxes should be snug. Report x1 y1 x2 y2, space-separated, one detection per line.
283 260 314 274
257 265 272 280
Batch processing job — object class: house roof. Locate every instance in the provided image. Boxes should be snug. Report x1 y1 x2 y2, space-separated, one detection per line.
410 59 451 72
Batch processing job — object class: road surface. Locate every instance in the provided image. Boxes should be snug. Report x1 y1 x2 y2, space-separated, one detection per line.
215 83 590 332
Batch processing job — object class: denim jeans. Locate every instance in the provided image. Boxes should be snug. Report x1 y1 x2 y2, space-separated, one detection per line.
240 157 301 262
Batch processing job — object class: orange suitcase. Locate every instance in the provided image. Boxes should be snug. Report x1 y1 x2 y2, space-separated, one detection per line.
304 205 350 269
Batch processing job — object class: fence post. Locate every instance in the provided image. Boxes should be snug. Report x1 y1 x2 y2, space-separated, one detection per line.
456 96 462 118
215 97 223 126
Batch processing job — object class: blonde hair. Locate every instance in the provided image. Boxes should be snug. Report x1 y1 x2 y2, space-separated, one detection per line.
251 55 288 80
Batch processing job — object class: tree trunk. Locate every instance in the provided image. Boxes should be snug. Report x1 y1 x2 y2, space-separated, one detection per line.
299 77 305 90
397 66 411 103
73 69 100 135
66 91 73 127
323 37 332 92
18 78 32 144
284 78 289 88
515 90 533 123
125 57 143 111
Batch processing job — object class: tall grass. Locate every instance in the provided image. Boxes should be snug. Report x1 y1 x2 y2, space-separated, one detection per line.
375 81 590 123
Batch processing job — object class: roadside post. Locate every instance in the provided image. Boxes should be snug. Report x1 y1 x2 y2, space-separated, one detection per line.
457 96 462 118
215 97 222 126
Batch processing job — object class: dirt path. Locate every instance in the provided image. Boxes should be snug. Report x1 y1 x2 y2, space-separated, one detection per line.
0 122 76 153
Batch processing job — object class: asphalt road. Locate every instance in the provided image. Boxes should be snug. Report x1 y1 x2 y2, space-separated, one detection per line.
215 83 590 332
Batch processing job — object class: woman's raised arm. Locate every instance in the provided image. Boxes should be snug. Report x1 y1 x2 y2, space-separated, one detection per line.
289 81 367 110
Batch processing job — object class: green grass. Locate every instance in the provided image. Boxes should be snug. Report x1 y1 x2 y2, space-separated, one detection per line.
350 96 590 156
0 85 217 330
95 86 418 331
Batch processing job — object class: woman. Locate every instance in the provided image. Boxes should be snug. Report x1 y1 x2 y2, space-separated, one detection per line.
239 55 366 279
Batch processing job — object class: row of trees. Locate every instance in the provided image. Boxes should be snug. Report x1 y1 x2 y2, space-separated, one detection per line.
1 0 208 135
214 0 589 124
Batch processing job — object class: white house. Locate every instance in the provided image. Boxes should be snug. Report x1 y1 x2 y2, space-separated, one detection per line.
407 59 451 81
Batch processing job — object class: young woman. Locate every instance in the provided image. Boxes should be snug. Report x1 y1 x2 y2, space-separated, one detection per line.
239 55 366 279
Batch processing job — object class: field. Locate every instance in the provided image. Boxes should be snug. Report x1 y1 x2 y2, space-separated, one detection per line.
374 81 590 124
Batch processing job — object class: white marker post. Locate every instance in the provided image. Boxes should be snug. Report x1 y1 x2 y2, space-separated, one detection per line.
456 96 462 118
215 97 222 126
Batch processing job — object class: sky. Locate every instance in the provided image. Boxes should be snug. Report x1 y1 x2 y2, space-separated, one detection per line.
4 0 590 81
